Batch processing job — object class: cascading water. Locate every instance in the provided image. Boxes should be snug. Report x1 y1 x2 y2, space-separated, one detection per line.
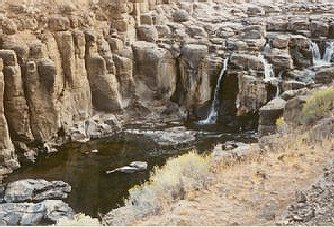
198 58 229 125
259 54 281 99
323 41 334 62
259 54 275 82
310 41 334 66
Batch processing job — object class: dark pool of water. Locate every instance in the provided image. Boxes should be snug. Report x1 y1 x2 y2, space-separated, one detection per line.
5 130 257 218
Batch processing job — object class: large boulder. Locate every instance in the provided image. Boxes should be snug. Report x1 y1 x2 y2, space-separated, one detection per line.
137 25 159 42
237 74 267 115
132 41 177 102
48 15 70 31
173 9 190 23
0 200 73 225
258 98 286 136
230 53 264 71
266 49 294 71
4 179 71 203
310 21 329 38
314 67 334 84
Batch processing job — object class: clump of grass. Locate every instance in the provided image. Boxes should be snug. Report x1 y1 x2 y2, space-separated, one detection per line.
302 88 334 124
57 213 100 226
124 151 211 216
276 116 289 134
276 116 285 128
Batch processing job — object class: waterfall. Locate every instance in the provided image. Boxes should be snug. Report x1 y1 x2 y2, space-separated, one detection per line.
259 54 275 82
323 41 334 62
274 71 283 98
275 83 280 98
198 58 229 125
310 41 334 66
259 54 281 99
310 41 321 64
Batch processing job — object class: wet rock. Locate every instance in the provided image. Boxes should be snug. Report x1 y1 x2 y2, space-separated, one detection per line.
4 179 71 203
106 161 148 174
130 161 148 170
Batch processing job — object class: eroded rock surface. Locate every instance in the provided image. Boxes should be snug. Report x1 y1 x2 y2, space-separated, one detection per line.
0 0 333 175
0 179 73 225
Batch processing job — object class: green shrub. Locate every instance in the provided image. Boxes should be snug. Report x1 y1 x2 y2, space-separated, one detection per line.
302 88 334 124
124 151 211 216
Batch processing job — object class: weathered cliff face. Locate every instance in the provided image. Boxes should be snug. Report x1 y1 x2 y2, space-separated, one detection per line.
0 0 334 174
0 59 20 177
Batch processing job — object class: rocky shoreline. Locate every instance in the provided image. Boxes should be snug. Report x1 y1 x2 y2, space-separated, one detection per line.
0 179 73 225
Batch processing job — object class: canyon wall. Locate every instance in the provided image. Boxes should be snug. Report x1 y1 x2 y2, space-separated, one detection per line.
0 0 334 176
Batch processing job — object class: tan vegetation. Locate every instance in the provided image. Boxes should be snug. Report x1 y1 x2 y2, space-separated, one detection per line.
57 213 100 226
132 131 334 225
125 152 211 215
302 88 334 124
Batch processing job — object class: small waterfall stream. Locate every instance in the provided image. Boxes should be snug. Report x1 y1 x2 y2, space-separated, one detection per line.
198 58 229 125
259 54 275 82
310 41 334 66
259 54 281 99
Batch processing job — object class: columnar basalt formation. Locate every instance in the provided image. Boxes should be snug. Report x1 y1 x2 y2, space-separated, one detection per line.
0 0 334 174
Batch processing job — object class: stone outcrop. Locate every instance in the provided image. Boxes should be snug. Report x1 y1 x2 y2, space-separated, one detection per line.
0 0 333 174
0 179 73 225
4 179 71 203
258 98 286 136
0 59 20 177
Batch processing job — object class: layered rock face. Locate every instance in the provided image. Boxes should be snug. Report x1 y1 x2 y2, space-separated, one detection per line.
0 0 334 173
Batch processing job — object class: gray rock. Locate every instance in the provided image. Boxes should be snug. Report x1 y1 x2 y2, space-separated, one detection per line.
258 98 286 136
173 10 190 23
4 179 71 203
0 200 73 225
130 161 148 170
106 161 148 174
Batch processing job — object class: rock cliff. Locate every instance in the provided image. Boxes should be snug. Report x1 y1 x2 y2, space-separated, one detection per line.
0 0 334 176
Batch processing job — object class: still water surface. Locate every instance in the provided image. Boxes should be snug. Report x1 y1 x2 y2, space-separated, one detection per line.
6 130 256 217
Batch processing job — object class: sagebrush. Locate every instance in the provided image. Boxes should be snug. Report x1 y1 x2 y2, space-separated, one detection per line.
125 151 211 216
302 88 334 124
57 213 100 226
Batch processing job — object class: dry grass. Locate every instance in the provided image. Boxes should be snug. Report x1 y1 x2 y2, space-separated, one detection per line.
302 88 334 124
125 151 211 216
57 213 100 226
133 129 334 226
